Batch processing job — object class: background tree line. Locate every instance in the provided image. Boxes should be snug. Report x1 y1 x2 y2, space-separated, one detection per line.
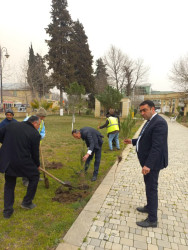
25 0 150 113
24 0 188 114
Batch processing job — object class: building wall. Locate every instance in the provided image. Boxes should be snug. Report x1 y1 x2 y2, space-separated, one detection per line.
144 92 187 115
2 89 33 106
95 97 130 118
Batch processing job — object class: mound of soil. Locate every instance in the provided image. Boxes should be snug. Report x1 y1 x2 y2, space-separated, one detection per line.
52 185 90 203
46 161 63 169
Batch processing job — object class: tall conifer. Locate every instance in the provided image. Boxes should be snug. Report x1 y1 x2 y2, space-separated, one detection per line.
72 20 94 93
94 58 108 94
46 0 74 107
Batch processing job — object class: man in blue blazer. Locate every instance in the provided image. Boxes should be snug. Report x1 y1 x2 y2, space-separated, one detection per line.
72 127 103 182
124 100 168 227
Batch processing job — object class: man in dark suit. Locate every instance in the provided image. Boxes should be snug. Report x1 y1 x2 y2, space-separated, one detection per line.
124 100 168 228
0 116 41 219
72 127 103 181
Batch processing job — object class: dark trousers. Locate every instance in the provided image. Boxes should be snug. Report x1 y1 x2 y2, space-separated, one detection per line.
85 148 102 177
144 170 160 222
3 174 39 216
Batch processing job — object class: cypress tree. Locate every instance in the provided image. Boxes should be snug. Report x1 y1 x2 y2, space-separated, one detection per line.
27 45 50 99
34 54 50 99
72 20 94 94
45 0 74 107
94 58 108 94
27 44 37 98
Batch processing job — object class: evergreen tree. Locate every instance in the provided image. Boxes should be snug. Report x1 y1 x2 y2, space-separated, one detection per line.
27 45 50 99
34 54 50 99
45 0 74 108
96 85 123 112
72 20 94 93
94 58 108 94
27 44 37 98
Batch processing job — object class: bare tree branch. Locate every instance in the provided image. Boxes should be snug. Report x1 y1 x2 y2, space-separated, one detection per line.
104 46 149 96
169 55 188 93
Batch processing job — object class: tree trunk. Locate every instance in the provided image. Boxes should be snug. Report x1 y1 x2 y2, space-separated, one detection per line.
60 87 63 108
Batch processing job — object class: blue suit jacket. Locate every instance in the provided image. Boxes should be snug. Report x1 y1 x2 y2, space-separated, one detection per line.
80 127 103 152
132 114 168 170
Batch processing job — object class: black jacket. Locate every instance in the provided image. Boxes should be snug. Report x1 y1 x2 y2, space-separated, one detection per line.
80 127 103 152
0 121 41 177
132 114 168 170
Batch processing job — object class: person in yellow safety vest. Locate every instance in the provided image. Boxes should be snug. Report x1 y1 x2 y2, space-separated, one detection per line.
98 109 120 151
35 108 47 139
22 107 47 187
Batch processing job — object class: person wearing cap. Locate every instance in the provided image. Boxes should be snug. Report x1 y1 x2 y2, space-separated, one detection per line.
22 107 47 187
0 109 18 128
24 107 47 139
35 107 47 139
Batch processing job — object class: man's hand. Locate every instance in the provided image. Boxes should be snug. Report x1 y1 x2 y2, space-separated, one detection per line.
97 126 100 129
124 139 132 144
83 153 90 162
142 166 150 175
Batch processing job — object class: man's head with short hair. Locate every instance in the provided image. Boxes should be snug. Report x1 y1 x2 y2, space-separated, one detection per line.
109 108 115 115
72 129 81 139
139 100 156 120
5 109 14 120
28 115 41 130
139 100 155 108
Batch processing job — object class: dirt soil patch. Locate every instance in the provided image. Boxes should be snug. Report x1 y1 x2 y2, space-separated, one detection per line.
52 185 90 203
46 161 63 169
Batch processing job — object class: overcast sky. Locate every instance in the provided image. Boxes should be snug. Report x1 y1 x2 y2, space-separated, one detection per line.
1 0 188 91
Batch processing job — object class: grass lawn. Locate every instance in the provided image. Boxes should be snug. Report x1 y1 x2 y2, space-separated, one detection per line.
0 115 142 249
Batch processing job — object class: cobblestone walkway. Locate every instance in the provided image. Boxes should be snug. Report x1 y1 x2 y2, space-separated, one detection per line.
57 116 188 250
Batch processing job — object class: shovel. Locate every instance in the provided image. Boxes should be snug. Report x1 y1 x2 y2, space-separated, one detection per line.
40 145 50 189
38 167 73 188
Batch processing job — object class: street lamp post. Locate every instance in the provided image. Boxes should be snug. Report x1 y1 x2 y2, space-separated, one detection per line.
0 45 10 106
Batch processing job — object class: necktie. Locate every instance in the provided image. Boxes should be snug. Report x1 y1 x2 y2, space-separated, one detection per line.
139 120 150 137
136 120 150 152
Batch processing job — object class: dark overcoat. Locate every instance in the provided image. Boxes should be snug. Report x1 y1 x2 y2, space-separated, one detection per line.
80 127 103 152
0 121 40 177
132 114 168 170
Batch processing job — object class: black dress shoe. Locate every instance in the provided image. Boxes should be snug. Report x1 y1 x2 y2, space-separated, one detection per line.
3 212 13 219
21 203 36 209
136 206 148 213
136 218 157 228
91 175 97 182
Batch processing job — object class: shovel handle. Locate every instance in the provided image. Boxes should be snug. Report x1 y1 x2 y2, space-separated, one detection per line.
39 167 66 185
40 145 45 170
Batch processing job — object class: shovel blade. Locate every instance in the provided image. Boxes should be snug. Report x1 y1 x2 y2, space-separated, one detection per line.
62 181 72 188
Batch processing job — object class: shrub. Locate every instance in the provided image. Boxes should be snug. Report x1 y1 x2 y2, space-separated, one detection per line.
120 109 136 138
85 109 92 115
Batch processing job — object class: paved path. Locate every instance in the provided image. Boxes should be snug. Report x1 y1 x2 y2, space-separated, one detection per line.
57 116 188 250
